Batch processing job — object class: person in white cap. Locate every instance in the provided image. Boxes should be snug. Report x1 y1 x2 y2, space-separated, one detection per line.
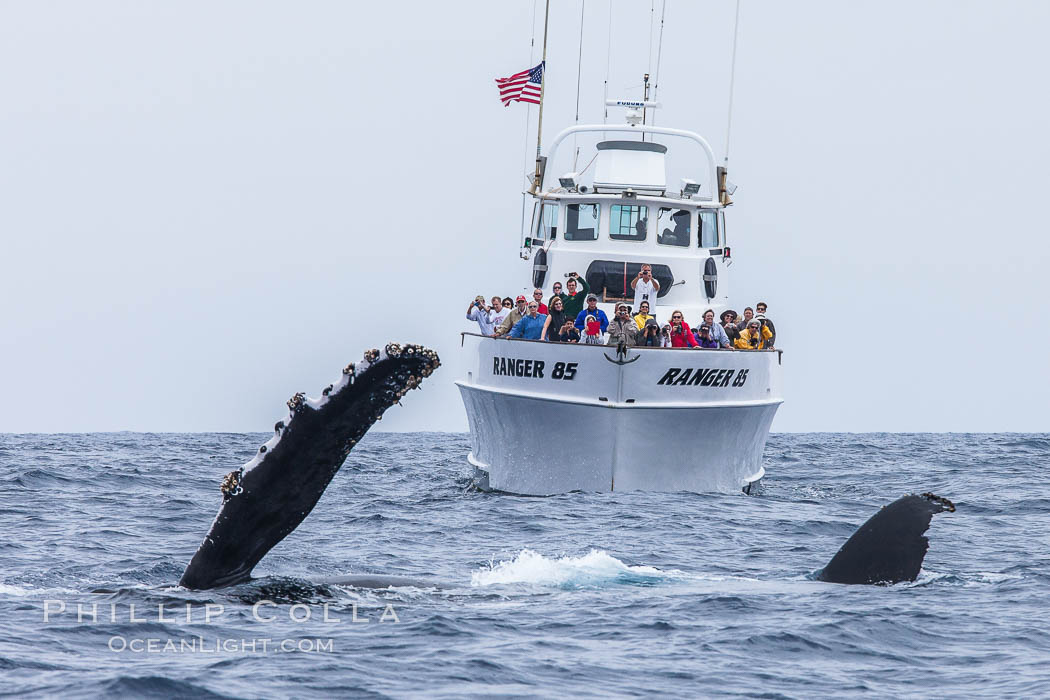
606 302 639 346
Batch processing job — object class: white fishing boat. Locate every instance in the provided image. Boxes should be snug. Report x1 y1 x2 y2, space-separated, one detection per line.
457 5 783 495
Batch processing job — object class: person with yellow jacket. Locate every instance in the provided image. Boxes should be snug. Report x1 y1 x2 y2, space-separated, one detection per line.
633 300 655 330
734 319 774 350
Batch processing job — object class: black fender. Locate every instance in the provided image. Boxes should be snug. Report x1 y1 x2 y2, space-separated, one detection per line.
532 248 548 289
703 257 718 300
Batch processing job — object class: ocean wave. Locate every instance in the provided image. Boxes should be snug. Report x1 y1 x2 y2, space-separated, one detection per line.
470 548 679 589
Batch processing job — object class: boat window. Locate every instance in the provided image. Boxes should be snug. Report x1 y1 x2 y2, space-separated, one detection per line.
565 203 599 241
699 210 719 248
657 207 690 247
609 204 648 241
535 202 558 242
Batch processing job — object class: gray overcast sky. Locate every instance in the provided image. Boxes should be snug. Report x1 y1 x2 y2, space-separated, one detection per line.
2 1 1048 433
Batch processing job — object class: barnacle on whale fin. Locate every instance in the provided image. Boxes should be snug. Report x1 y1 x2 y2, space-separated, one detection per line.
921 492 956 513
287 392 306 411
220 470 243 499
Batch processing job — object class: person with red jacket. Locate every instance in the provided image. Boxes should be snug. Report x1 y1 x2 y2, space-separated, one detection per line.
667 310 698 347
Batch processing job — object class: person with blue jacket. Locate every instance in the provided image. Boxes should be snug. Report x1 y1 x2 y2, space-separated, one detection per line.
507 301 548 339
574 294 609 333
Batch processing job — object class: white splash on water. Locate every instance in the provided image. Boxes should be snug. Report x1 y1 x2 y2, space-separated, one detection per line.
470 549 679 588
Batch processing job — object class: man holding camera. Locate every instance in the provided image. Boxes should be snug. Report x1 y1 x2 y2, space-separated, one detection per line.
631 264 660 309
696 325 720 349
465 296 495 336
606 302 639 347
556 272 590 319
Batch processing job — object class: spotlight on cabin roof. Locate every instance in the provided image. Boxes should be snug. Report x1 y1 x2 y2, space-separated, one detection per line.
559 172 579 190
681 178 701 198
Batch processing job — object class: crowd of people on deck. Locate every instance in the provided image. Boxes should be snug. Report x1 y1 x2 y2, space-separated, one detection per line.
465 268 776 350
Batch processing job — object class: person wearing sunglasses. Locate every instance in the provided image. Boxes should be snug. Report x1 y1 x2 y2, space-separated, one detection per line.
735 318 773 349
574 293 609 334
532 288 549 314
633 300 655 330
754 301 776 347
668 310 698 347
507 301 547 339
541 296 570 341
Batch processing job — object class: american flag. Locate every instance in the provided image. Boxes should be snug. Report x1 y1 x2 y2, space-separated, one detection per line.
495 62 544 106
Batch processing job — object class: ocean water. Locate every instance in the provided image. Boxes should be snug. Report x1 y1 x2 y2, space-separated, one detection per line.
1 432 1048 698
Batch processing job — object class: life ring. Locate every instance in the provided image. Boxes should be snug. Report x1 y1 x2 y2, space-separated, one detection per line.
703 257 718 300
532 248 548 289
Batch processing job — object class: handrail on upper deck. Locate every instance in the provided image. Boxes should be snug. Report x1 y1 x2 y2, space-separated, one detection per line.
541 123 719 200
460 331 781 353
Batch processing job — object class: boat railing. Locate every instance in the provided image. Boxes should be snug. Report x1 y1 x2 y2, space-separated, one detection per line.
459 332 782 362
541 123 719 198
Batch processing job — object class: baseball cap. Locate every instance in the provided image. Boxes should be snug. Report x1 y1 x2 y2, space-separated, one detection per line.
586 293 598 302
515 295 527 302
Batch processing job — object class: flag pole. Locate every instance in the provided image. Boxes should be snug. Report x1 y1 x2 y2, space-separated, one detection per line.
530 0 551 193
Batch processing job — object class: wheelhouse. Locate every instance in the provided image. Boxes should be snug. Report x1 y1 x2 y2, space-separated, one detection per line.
530 195 725 250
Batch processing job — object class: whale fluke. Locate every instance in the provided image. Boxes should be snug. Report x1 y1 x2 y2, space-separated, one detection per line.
816 493 955 585
179 343 440 590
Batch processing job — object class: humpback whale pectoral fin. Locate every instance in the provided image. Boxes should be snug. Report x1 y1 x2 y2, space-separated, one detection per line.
816 492 956 585
178 343 441 591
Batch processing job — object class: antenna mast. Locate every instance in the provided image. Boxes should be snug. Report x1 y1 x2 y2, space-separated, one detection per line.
531 0 551 193
719 0 742 206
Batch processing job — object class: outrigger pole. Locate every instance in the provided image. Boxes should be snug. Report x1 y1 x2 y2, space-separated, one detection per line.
530 0 551 193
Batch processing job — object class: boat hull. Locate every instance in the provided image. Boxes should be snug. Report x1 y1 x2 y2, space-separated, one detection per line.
456 334 783 495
